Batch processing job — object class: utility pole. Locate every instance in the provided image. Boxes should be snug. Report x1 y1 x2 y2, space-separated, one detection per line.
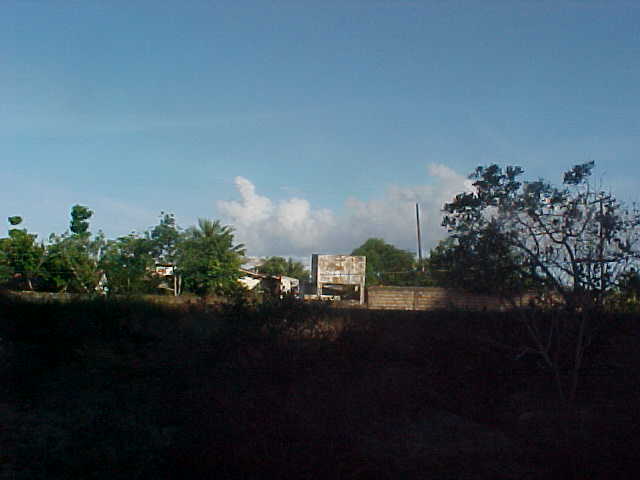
416 203 424 272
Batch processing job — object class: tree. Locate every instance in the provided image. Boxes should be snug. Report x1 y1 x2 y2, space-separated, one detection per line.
443 162 640 310
42 206 104 293
70 205 93 236
176 219 245 296
610 267 640 310
426 229 531 295
443 162 640 409
351 238 416 286
0 216 45 290
8 216 22 226
256 256 310 282
147 212 180 264
99 234 155 294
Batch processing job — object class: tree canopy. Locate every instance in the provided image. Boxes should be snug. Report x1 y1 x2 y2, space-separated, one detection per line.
176 219 245 296
0 216 45 290
99 234 155 294
147 212 180 264
351 238 416 286
426 227 530 295
256 256 309 282
70 205 93 236
0 210 249 297
442 162 640 310
42 206 104 293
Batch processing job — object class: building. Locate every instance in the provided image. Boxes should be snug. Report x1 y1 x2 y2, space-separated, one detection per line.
311 254 366 304
238 269 300 297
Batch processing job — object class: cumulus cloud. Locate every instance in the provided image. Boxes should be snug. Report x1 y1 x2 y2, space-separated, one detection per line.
218 177 274 225
217 163 472 258
217 178 336 256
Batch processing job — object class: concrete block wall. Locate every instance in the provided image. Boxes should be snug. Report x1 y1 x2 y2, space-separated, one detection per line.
367 286 508 311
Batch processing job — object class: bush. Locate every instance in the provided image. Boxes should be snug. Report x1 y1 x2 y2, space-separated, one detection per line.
2 293 640 479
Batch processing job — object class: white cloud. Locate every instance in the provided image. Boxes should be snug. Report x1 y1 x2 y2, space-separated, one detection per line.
217 177 337 256
217 163 472 258
218 177 274 225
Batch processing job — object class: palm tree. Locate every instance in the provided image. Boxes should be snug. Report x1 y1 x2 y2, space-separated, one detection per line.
186 218 245 254
177 219 245 295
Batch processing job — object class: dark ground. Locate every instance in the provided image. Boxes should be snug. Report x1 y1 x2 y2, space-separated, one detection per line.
2 292 639 479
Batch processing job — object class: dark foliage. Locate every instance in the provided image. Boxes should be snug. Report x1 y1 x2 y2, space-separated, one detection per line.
352 238 417 286
2 292 640 479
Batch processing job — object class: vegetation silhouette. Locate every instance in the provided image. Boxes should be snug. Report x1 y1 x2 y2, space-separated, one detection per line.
2 292 640 479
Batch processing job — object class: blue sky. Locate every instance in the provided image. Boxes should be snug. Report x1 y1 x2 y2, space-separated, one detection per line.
2 0 639 257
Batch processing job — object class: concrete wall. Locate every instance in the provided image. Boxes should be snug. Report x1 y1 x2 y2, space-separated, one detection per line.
311 254 366 286
367 286 511 311
312 254 366 304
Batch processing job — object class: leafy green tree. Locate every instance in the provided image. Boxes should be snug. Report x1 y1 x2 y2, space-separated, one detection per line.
99 234 155 294
147 212 180 264
351 238 416 286
70 205 93 236
43 234 105 293
0 216 45 290
443 162 640 310
426 227 531 295
42 206 104 293
0 245 10 285
256 256 310 282
177 219 245 296
8 216 22 226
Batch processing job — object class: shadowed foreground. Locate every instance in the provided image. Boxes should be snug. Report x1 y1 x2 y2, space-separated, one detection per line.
1 293 639 479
